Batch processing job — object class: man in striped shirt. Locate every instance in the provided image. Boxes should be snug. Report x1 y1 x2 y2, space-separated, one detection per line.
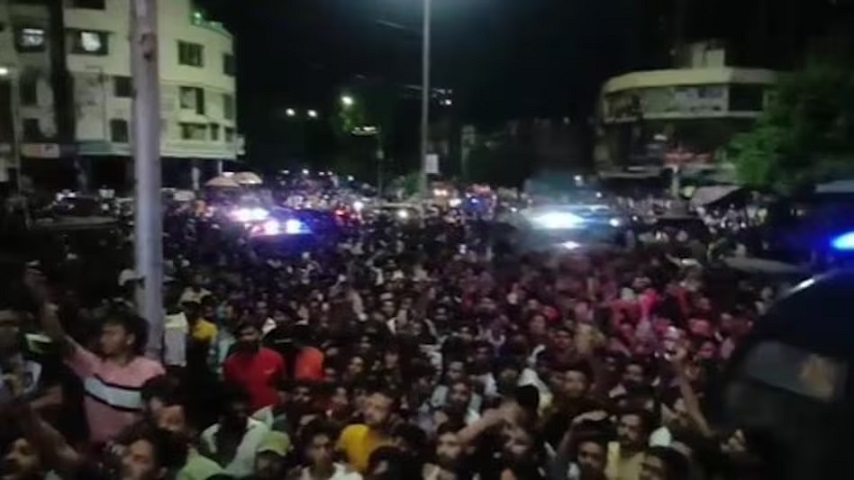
28 270 164 446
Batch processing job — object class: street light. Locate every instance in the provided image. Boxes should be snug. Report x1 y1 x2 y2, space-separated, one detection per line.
286 108 296 117
0 67 10 77
418 0 432 198
341 95 354 108
307 109 318 119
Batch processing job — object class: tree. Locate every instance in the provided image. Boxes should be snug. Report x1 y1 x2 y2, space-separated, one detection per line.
728 65 854 193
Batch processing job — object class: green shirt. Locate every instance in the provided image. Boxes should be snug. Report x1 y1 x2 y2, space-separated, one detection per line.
177 449 224 480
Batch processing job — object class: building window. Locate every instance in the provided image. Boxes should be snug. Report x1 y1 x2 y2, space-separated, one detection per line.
15 27 46 52
110 119 129 143
114 76 132 98
69 30 109 55
210 123 220 141
223 53 235 76
729 85 765 112
179 86 205 115
223 93 235 120
20 75 38 106
71 0 105 8
178 41 204 67
180 123 207 141
22 119 41 141
224 127 235 143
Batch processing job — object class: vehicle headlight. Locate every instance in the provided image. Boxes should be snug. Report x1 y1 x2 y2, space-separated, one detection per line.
284 219 309 234
232 207 269 223
532 212 584 229
261 220 281 235
561 241 581 250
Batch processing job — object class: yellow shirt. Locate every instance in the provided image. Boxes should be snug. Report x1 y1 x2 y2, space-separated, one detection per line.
337 424 391 473
606 442 644 480
191 319 218 343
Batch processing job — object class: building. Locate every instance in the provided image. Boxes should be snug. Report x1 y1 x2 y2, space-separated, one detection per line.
595 41 779 171
596 0 854 172
0 0 239 190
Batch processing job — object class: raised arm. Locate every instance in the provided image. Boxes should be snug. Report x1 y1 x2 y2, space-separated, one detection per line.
25 269 99 377
671 349 712 436
24 270 67 349
5 375 82 476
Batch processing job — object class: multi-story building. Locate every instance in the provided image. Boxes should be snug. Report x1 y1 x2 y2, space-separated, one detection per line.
596 41 778 171
596 0 854 172
0 0 239 189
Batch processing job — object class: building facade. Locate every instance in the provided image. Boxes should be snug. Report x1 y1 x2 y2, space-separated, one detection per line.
595 42 779 171
0 0 238 189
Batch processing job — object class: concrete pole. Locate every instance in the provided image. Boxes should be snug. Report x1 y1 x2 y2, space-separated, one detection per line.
130 0 164 358
418 0 431 197
9 74 22 195
191 159 200 190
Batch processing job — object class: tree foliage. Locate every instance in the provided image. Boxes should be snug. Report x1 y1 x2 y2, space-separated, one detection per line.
728 66 854 193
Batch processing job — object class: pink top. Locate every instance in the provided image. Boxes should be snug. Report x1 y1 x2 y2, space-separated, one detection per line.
65 342 165 445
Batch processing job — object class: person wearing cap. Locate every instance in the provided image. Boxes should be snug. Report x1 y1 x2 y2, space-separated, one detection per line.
248 431 290 480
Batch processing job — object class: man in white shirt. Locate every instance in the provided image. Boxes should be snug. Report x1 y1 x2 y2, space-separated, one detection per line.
200 386 271 477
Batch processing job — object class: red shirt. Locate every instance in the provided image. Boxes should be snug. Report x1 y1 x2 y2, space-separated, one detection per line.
223 347 285 411
294 347 324 381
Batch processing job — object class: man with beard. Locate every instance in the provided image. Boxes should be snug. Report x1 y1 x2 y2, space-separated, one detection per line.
338 388 399 473
542 362 599 448
606 409 653 480
423 421 471 480
609 360 651 402
223 321 286 412
435 380 480 429
200 385 271 477
0 437 45 480
572 436 609 480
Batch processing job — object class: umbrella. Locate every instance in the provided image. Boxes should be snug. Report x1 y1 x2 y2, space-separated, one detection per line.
205 176 241 188
233 172 263 185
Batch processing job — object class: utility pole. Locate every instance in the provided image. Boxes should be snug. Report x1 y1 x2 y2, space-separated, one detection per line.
418 0 431 197
130 0 164 358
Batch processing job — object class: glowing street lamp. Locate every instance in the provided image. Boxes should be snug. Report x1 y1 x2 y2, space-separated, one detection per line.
285 108 296 117
340 95 354 108
307 109 318 119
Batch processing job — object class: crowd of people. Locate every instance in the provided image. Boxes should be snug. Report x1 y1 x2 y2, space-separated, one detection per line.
0 196 782 480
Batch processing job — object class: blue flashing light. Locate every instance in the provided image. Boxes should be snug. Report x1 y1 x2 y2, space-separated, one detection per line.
285 219 310 235
830 231 854 251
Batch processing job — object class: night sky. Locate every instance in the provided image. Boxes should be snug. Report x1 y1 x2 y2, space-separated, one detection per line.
199 0 634 151
197 0 846 169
